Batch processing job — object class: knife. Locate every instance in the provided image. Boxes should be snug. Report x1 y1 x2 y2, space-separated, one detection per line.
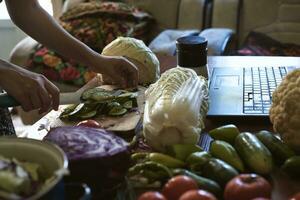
0 74 107 108
0 92 82 108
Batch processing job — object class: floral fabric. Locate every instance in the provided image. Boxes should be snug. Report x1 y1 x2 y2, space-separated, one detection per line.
26 1 154 86
27 46 97 86
235 31 300 56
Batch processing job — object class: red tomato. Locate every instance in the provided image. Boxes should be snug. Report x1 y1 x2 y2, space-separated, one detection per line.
224 174 272 200
76 120 103 128
162 175 198 200
179 189 217 200
138 191 167 200
290 192 300 200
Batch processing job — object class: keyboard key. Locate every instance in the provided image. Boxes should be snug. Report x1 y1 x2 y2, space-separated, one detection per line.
243 66 285 115
262 95 270 101
244 110 263 114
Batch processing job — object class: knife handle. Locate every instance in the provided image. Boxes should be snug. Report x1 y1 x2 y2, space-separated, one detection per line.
0 93 20 108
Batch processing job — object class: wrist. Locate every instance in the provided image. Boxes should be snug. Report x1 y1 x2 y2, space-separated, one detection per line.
87 53 110 73
0 60 13 86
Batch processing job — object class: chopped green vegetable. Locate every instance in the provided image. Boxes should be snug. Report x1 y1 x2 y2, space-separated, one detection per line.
108 107 127 116
123 101 133 109
60 88 138 120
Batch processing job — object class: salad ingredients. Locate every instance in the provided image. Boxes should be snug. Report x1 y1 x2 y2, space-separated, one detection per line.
281 156 300 179
256 130 295 164
235 132 273 175
179 190 217 200
76 120 103 128
162 175 198 200
172 169 222 197
138 191 167 200
143 67 209 151
186 151 211 172
208 124 240 145
60 88 138 120
166 144 203 161
0 156 42 198
269 69 300 152
210 140 244 172
202 158 238 187
102 37 160 85
224 174 272 200
128 161 172 183
45 126 130 196
44 126 129 160
148 153 185 168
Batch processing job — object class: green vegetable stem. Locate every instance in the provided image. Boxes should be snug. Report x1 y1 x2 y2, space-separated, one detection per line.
127 161 172 182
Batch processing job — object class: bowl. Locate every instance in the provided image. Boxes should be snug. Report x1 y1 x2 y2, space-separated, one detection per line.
0 137 68 200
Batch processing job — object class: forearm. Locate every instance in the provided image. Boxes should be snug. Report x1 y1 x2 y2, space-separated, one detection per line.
5 0 105 71
0 59 25 86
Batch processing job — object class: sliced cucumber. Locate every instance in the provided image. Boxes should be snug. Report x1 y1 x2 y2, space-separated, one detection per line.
81 88 97 100
123 101 133 109
118 92 137 98
108 107 127 116
79 110 98 119
60 104 78 118
108 102 121 108
82 87 114 102
67 103 85 117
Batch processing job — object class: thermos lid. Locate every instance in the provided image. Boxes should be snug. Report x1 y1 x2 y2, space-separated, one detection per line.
176 36 207 52
176 36 207 67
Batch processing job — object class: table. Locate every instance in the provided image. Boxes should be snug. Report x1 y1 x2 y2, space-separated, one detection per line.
158 55 300 131
158 55 300 200
25 56 300 199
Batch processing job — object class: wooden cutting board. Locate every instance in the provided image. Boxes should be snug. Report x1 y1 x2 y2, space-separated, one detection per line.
51 85 146 130
20 86 146 140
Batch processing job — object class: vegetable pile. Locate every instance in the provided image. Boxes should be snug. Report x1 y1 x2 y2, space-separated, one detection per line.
0 156 43 199
122 124 300 200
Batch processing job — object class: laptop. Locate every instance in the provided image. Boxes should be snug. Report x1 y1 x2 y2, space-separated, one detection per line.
207 66 297 117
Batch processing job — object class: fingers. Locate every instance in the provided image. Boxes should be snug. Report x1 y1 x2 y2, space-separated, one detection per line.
44 78 60 111
29 91 42 111
115 57 138 88
37 86 51 114
123 57 138 88
18 94 33 112
25 76 59 113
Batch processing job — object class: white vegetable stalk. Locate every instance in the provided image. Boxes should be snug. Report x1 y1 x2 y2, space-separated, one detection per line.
143 67 209 151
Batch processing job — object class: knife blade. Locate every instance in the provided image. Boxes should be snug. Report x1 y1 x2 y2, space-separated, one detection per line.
0 92 82 108
0 74 105 108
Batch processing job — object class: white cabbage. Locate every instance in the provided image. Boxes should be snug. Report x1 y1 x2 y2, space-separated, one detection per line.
143 67 209 151
102 37 160 85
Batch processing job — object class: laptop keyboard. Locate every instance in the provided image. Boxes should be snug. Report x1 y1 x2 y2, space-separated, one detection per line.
243 67 287 114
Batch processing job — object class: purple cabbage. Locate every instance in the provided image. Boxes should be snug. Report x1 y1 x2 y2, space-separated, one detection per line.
44 126 129 161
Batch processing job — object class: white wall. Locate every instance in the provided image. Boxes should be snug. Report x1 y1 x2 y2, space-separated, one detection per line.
0 20 27 60
0 0 53 60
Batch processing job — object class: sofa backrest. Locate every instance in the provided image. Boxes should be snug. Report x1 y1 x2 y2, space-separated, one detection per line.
211 0 300 45
60 0 207 32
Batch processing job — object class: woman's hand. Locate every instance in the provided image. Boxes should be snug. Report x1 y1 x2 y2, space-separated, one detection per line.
0 66 59 114
90 55 139 88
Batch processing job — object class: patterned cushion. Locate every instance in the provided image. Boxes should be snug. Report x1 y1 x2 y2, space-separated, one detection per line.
234 31 300 56
26 1 154 86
